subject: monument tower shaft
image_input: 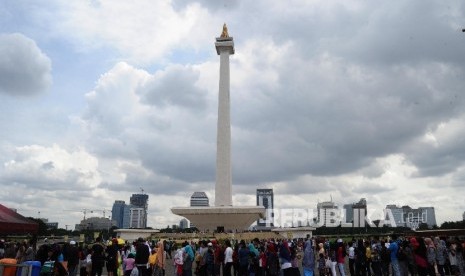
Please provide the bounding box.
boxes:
[215,26,234,207]
[170,25,265,231]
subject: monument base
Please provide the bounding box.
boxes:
[171,206,265,232]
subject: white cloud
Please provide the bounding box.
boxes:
[1,0,465,229]
[0,33,52,96]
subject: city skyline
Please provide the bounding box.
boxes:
[1,1,465,229]
[21,192,452,230]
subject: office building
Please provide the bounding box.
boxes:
[129,208,145,228]
[385,204,437,228]
[75,217,115,231]
[179,218,189,229]
[317,200,338,227]
[256,189,274,228]
[130,194,149,228]
[190,192,209,207]
[111,200,131,229]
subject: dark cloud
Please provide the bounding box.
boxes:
[0,33,51,96]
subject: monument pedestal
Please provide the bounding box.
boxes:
[171,206,265,232]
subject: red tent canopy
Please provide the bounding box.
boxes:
[0,204,39,235]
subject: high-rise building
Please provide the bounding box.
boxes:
[256,189,274,228]
[129,208,145,228]
[111,200,132,228]
[75,217,115,231]
[179,218,189,229]
[190,192,209,207]
[385,204,406,227]
[343,204,353,223]
[385,205,437,229]
[317,200,338,227]
[130,194,148,228]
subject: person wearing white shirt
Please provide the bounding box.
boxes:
[223,240,233,276]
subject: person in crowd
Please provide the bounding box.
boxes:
[156,240,167,276]
[435,238,447,276]
[183,241,195,276]
[348,241,355,276]
[327,242,337,276]
[165,240,172,260]
[249,239,260,276]
[90,237,106,276]
[258,246,267,276]
[135,237,150,276]
[24,240,35,262]
[212,240,223,276]
[396,240,408,276]
[455,238,465,276]
[106,238,120,276]
[66,241,80,276]
[123,252,136,276]
[15,240,26,263]
[279,240,292,276]
[335,239,346,276]
[449,240,459,276]
[370,239,382,276]
[389,235,401,276]
[364,241,372,276]
[302,238,316,276]
[380,240,390,276]
[0,239,5,259]
[411,237,428,276]
[318,253,327,276]
[289,242,300,276]
[223,240,234,276]
[355,239,366,276]
[402,239,416,276]
[205,242,215,276]
[424,238,436,276]
[266,241,279,276]
[174,247,184,276]
[149,247,157,275]
[78,245,88,276]
[238,240,250,276]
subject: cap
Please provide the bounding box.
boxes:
[70,241,76,245]
[337,239,342,243]
[208,242,213,246]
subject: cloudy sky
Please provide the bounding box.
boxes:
[1,0,465,230]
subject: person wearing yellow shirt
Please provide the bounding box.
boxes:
[149,248,158,275]
[365,241,372,276]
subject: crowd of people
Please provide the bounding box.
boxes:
[0,234,464,276]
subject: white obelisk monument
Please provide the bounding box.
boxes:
[171,24,264,231]
[215,24,234,207]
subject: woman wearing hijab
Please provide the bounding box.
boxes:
[153,241,166,276]
[174,247,184,276]
[435,238,447,276]
[183,241,195,276]
[412,237,428,276]
[279,240,292,276]
[302,239,315,276]
[424,238,436,276]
